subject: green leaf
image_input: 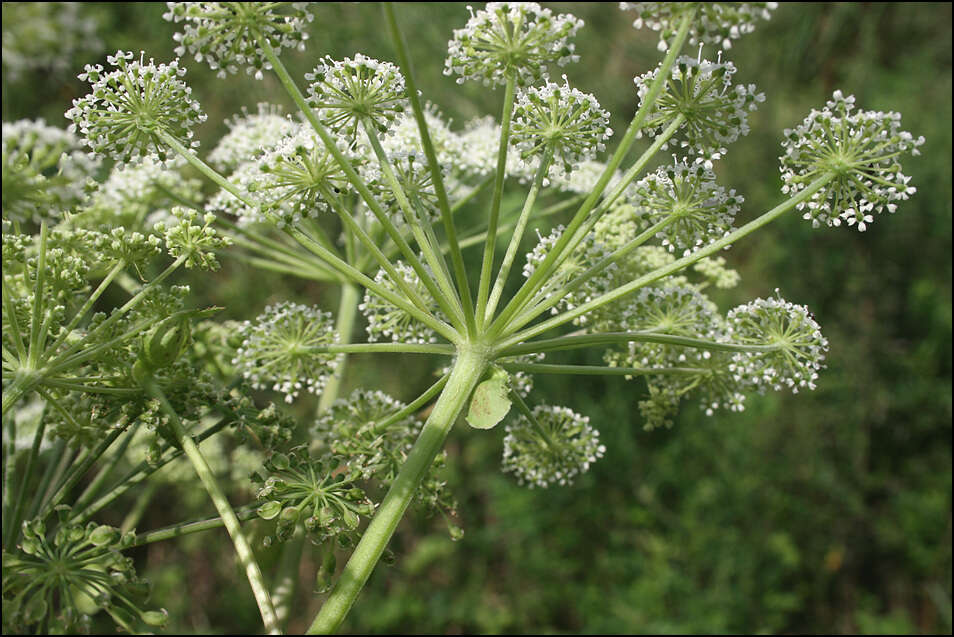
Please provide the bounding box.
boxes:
[466,366,512,430]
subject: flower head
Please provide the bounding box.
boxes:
[780,90,924,231]
[312,389,453,515]
[66,51,206,164]
[726,293,828,393]
[511,78,613,172]
[232,301,339,403]
[629,158,741,255]
[3,519,166,633]
[620,2,777,51]
[306,54,408,140]
[444,2,583,86]
[360,261,443,344]
[634,54,763,160]
[163,2,314,79]
[1,2,102,81]
[82,154,201,230]
[208,103,299,171]
[2,119,100,224]
[502,405,605,488]
[253,445,374,546]
[257,129,353,226]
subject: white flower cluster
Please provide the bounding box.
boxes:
[376,107,466,172]
[84,154,199,229]
[66,51,206,164]
[360,262,443,344]
[502,405,605,488]
[554,160,624,197]
[522,224,619,316]
[164,2,314,79]
[634,55,764,161]
[257,129,353,225]
[455,116,501,178]
[511,78,613,173]
[1,2,102,81]
[205,159,270,226]
[2,119,100,224]
[232,301,339,403]
[780,90,924,231]
[693,256,741,289]
[726,294,829,393]
[208,103,300,172]
[620,2,777,51]
[207,128,353,227]
[306,54,408,140]
[629,158,741,256]
[361,150,442,226]
[444,2,583,86]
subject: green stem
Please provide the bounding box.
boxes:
[256,35,462,341]
[163,134,454,341]
[27,221,49,369]
[361,124,465,329]
[3,402,46,552]
[129,506,258,548]
[490,112,685,340]
[485,147,553,323]
[120,480,158,533]
[499,362,707,376]
[39,423,125,520]
[475,73,518,331]
[372,373,449,436]
[72,415,232,525]
[70,420,141,515]
[499,173,835,348]
[306,345,490,634]
[317,283,361,414]
[46,260,127,357]
[216,216,341,279]
[507,213,677,334]
[492,10,696,335]
[304,342,455,356]
[2,268,29,361]
[146,380,280,635]
[324,185,434,317]
[1,372,33,418]
[383,2,475,336]
[499,331,785,358]
[44,255,189,374]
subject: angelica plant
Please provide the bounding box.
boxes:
[1,2,928,634]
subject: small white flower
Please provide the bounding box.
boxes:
[780,91,924,231]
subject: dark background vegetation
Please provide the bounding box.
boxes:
[3,2,951,634]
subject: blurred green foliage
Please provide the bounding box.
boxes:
[2,2,950,634]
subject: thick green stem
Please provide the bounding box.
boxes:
[475,73,518,331]
[306,345,490,634]
[146,380,280,635]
